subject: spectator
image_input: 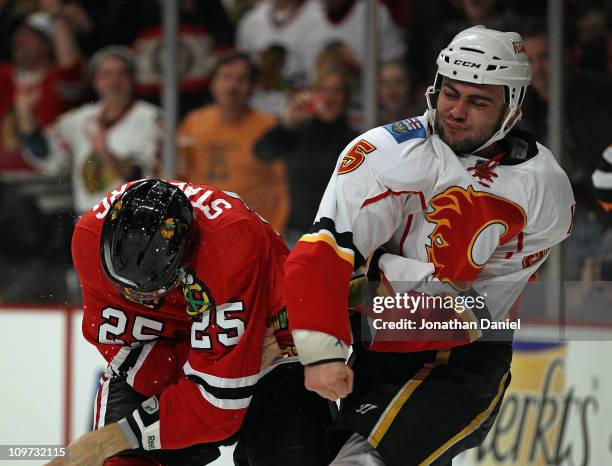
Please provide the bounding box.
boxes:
[519,20,612,279]
[178,51,289,233]
[570,3,612,75]
[297,0,405,130]
[250,44,293,118]
[520,20,612,186]
[300,0,406,83]
[406,0,464,95]
[567,229,612,323]
[410,0,520,94]
[98,0,234,117]
[237,0,321,88]
[0,11,84,172]
[0,8,85,304]
[377,59,418,125]
[312,40,364,128]
[0,0,38,61]
[16,46,162,214]
[380,0,416,29]
[255,66,357,246]
[314,40,361,80]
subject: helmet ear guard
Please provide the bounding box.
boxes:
[425,25,531,153]
[100,179,194,301]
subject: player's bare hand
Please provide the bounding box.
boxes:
[304,361,353,401]
[44,423,130,466]
[261,326,282,369]
[43,430,105,466]
[286,91,313,126]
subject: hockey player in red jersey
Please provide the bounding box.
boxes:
[285,26,575,465]
[50,179,332,465]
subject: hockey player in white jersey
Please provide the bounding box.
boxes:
[284,26,575,466]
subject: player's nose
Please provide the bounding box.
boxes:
[449,99,468,120]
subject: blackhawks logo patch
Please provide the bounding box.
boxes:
[268,307,289,332]
[182,270,215,317]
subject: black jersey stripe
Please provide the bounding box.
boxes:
[187,375,257,401]
[308,217,366,269]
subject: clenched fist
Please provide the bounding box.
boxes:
[304,361,353,401]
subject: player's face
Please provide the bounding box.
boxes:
[436,78,507,154]
[211,59,253,111]
[118,267,184,306]
[94,56,134,104]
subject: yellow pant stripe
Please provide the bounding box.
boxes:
[459,309,482,342]
[419,370,510,465]
[367,350,451,448]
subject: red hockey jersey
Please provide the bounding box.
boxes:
[72,180,291,449]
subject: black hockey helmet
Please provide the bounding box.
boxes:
[100,179,194,302]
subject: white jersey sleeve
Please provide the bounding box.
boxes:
[308,116,437,265]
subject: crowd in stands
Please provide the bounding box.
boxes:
[0,0,610,316]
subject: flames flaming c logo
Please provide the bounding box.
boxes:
[426,186,527,288]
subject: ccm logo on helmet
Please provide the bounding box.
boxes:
[453,59,481,68]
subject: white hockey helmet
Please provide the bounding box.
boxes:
[425,25,532,153]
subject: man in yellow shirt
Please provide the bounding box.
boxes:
[178,52,288,233]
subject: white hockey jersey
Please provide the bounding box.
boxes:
[285,113,575,352]
[298,0,406,82]
[30,100,161,214]
[236,0,322,85]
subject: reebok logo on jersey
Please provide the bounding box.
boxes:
[356,403,378,414]
[147,435,156,450]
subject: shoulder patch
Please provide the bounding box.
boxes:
[384,117,426,143]
[338,139,377,175]
[182,269,215,318]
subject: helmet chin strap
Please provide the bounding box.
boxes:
[425,84,438,133]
